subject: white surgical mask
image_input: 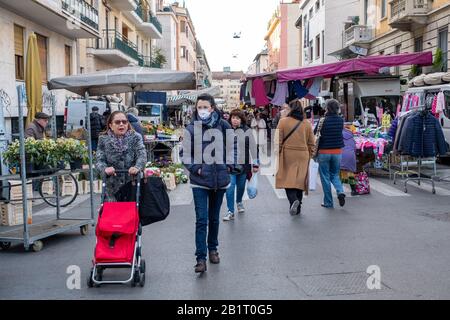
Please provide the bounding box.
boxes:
[198,109,212,120]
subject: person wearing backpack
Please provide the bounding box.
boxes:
[275,100,315,215]
[181,94,234,273]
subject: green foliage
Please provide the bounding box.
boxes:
[432,48,445,72]
[152,47,167,68]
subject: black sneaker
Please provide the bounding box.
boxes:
[338,193,346,207]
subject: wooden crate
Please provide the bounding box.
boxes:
[93,180,102,194]
[61,179,77,197]
[8,180,33,201]
[1,201,33,226]
[41,180,54,195]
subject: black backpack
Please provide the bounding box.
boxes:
[114,177,170,226]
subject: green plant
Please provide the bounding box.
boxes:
[408,64,420,79]
[55,138,88,164]
[433,48,445,72]
[152,47,167,68]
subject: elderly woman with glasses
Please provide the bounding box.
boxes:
[95,111,147,201]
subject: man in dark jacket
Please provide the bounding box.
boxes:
[25,112,49,139]
[89,107,103,152]
[126,107,143,137]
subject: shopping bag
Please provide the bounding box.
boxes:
[246,173,258,199]
[309,160,319,191]
[355,172,370,195]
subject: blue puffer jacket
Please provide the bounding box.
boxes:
[127,114,143,136]
[399,112,448,157]
[316,114,344,150]
[181,110,233,189]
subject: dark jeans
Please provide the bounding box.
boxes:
[192,188,226,262]
[285,188,303,212]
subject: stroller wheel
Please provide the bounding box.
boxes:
[140,259,146,274]
[80,225,89,236]
[139,273,146,287]
[87,269,94,288]
[131,269,140,287]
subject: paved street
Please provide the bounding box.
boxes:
[1,166,450,300]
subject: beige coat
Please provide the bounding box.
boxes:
[275,117,315,193]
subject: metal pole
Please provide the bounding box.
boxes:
[51,93,61,219]
[17,85,30,250]
[0,91,10,177]
[85,92,94,221]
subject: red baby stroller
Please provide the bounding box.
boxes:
[87,171,145,288]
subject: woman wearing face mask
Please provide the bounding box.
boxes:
[223,109,259,221]
[95,111,147,202]
[181,94,234,273]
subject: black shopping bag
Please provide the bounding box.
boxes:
[115,177,170,226]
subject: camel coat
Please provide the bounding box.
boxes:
[275,117,315,193]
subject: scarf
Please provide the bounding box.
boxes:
[107,129,132,153]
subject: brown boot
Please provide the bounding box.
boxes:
[209,250,220,264]
[194,260,207,273]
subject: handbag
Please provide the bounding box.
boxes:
[311,117,325,160]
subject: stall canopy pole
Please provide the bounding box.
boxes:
[51,94,57,138]
[17,85,30,250]
[85,92,94,220]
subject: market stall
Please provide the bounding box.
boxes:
[0,66,196,252]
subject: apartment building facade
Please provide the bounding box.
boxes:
[80,0,163,74]
[212,71,245,111]
[299,0,359,66]
[0,0,100,136]
[366,0,449,77]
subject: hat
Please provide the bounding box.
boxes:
[35,112,50,120]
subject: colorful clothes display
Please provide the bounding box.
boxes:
[252,78,270,107]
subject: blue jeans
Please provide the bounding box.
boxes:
[192,188,226,261]
[318,153,344,208]
[226,173,247,213]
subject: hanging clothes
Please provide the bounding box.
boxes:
[240,82,246,102]
[431,94,438,117]
[252,77,270,107]
[305,77,322,100]
[246,79,255,105]
[271,81,288,107]
[287,81,297,102]
[436,91,445,118]
[292,80,309,99]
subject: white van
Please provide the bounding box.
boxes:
[135,102,164,125]
[405,84,450,149]
[64,98,125,131]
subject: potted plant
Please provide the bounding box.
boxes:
[56,138,88,171]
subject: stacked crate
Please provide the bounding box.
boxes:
[0,181,33,226]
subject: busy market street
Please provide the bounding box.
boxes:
[1,163,450,299]
[1,0,450,304]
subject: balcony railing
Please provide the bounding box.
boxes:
[139,56,162,68]
[390,0,429,21]
[133,1,163,35]
[343,25,372,47]
[93,30,140,62]
[61,0,99,30]
[149,13,163,34]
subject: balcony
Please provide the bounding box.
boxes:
[124,2,163,39]
[0,0,99,39]
[87,30,141,66]
[138,56,162,68]
[108,0,137,11]
[389,0,429,31]
[343,25,372,47]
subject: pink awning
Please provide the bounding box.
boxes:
[246,52,433,82]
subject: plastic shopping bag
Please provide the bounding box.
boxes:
[246,173,258,199]
[309,160,319,191]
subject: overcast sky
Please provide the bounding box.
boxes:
[181,0,280,72]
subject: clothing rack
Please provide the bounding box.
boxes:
[404,107,436,194]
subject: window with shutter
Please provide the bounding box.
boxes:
[14,24,24,80]
[36,33,48,83]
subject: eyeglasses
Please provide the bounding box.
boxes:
[113,120,128,125]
